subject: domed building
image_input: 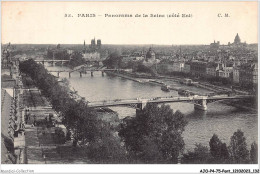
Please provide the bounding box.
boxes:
[231,33,247,47]
[143,47,159,67]
[145,47,156,61]
[234,33,241,45]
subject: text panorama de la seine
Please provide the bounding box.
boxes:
[65,13,193,18]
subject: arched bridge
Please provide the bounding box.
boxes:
[48,67,125,77]
[35,59,70,64]
[86,95,254,111]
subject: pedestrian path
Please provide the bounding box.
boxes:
[25,126,44,164]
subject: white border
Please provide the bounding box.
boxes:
[0,0,259,174]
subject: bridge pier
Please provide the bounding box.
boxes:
[91,71,93,77]
[102,71,104,76]
[136,103,142,115]
[136,100,148,115]
[194,98,207,111]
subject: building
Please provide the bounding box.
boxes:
[145,47,156,61]
[233,66,240,84]
[157,60,185,73]
[82,52,101,61]
[1,49,10,67]
[157,62,175,73]
[206,63,219,77]
[172,62,184,72]
[231,33,247,47]
[216,64,233,78]
[234,33,241,45]
[239,63,257,87]
[89,38,102,51]
[1,88,16,163]
[183,62,191,74]
[210,40,220,50]
[143,47,157,67]
[67,50,74,55]
[190,61,207,77]
[97,39,101,49]
[90,38,96,49]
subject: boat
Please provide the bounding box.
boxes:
[149,80,164,85]
[179,78,193,85]
[194,103,208,111]
[178,89,194,96]
[55,62,62,66]
[178,89,188,96]
[183,78,193,86]
[178,89,184,95]
[161,85,170,92]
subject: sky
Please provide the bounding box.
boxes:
[1,1,258,45]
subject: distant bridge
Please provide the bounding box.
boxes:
[47,64,124,77]
[48,69,124,73]
[35,59,103,65]
[49,69,122,77]
[35,59,70,64]
[86,95,254,111]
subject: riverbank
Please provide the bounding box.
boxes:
[19,60,125,164]
[106,71,225,94]
[220,100,257,113]
[106,70,252,96]
[41,62,257,149]
[105,71,149,83]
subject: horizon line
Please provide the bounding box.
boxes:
[1,42,258,46]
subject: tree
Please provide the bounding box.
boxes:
[229,129,249,163]
[138,136,165,163]
[20,59,129,163]
[68,51,85,68]
[182,144,210,164]
[209,134,229,160]
[119,103,187,163]
[250,142,258,164]
[86,123,128,163]
[220,143,229,160]
[103,52,122,68]
[209,134,222,158]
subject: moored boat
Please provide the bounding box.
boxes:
[194,103,207,111]
[161,85,170,92]
[178,89,195,96]
[183,78,192,86]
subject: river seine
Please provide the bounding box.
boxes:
[46,64,257,151]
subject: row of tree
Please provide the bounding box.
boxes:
[182,130,258,164]
[19,59,98,142]
[67,51,86,68]
[46,49,70,60]
[19,59,128,163]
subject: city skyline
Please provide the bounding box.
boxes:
[2,33,257,46]
[2,2,258,45]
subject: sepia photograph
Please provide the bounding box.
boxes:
[1,1,259,173]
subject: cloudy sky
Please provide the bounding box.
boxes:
[2,1,258,45]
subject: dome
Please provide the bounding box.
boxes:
[234,33,241,44]
[146,47,155,59]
